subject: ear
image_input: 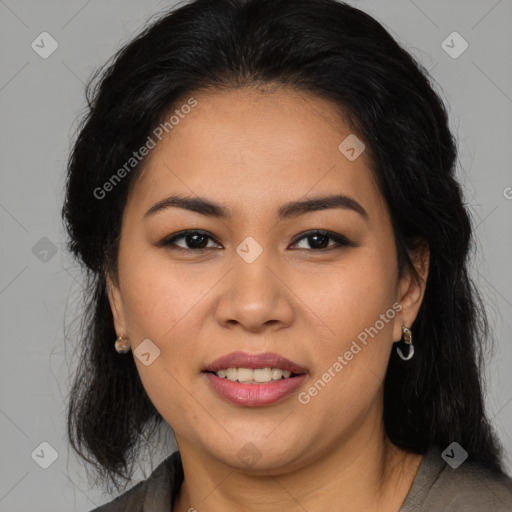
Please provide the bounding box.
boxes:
[393,240,430,342]
[105,272,128,337]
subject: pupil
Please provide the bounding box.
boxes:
[188,234,207,249]
[310,234,328,249]
[184,233,330,249]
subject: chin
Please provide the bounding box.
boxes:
[201,434,307,474]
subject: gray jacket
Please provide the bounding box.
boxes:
[90,445,512,511]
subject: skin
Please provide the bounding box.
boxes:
[107,85,430,512]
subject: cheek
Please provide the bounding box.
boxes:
[296,248,398,414]
[303,247,398,348]
[117,243,222,407]
[117,248,205,421]
[118,243,209,338]
[295,271,397,428]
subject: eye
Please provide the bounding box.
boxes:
[159,229,352,252]
[159,230,222,251]
[289,230,351,251]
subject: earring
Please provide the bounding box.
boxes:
[396,325,414,361]
[114,335,131,354]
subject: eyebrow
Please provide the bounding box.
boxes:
[144,193,368,221]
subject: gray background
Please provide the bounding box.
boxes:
[1,0,511,510]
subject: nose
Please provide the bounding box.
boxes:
[215,248,295,334]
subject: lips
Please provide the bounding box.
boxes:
[202,351,308,407]
[203,351,308,375]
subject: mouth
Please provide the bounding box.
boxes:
[203,351,307,379]
[202,351,308,406]
[204,367,302,384]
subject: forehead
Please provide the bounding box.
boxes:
[126,86,386,221]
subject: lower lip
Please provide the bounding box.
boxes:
[204,372,307,407]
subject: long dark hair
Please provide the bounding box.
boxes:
[62,0,507,492]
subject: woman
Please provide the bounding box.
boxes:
[62,0,512,510]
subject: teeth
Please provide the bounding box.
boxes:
[254,368,271,382]
[214,367,294,383]
[271,368,283,380]
[237,368,254,382]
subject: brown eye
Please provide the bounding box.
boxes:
[159,229,352,252]
[290,230,351,251]
[160,230,221,251]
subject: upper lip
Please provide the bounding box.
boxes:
[203,351,307,374]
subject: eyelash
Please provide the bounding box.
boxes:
[159,229,352,252]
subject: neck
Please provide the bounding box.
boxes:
[173,413,422,512]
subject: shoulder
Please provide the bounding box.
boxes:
[419,446,512,511]
[89,480,146,512]
[88,451,182,512]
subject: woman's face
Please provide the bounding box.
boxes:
[107,86,428,473]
